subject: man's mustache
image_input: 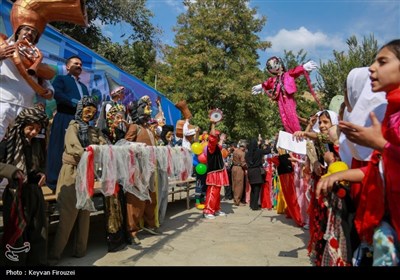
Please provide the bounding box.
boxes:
[70,65,82,71]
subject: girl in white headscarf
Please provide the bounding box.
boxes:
[339,67,387,208]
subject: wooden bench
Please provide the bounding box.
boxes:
[0,185,57,207]
[168,177,196,210]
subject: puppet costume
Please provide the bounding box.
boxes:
[48,97,106,264]
[253,57,319,133]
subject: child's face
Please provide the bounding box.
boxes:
[23,123,42,141]
[318,114,332,134]
[369,46,400,93]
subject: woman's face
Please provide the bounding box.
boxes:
[82,106,97,123]
[318,114,332,134]
[369,46,400,93]
[23,123,42,141]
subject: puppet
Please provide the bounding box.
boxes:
[252,57,320,133]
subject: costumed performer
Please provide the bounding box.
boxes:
[0,106,48,265]
[202,120,229,219]
[48,96,106,265]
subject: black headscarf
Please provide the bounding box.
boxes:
[245,138,270,168]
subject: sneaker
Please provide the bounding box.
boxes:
[196,203,205,210]
[142,227,160,235]
[203,213,216,220]
[215,211,226,217]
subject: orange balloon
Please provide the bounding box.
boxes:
[221,148,229,158]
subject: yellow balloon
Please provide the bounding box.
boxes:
[327,161,348,175]
[191,142,203,155]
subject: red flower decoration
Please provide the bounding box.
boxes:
[329,237,339,249]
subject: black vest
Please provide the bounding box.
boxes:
[207,145,224,172]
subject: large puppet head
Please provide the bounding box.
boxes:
[128,95,152,125]
[266,56,285,75]
[75,96,97,123]
[11,0,87,44]
[161,125,174,145]
[106,104,126,129]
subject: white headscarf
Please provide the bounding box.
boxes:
[339,67,387,165]
[312,110,339,133]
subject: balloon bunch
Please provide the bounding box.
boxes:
[191,141,229,175]
[191,142,207,175]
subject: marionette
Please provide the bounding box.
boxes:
[252,56,320,133]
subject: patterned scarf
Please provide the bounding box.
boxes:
[5,106,48,175]
[75,96,97,148]
[2,106,48,247]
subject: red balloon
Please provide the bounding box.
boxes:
[198,153,207,164]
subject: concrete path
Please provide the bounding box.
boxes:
[52,198,312,267]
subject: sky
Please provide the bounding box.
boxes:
[103,0,400,68]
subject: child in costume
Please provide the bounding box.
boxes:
[202,121,229,219]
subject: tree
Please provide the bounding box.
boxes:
[157,0,272,141]
[50,0,160,50]
[316,34,378,105]
[95,39,157,82]
[42,0,161,88]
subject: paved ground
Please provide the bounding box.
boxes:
[51,197,312,267]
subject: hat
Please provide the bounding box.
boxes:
[11,0,87,44]
[105,73,125,98]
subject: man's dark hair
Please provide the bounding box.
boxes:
[66,55,82,65]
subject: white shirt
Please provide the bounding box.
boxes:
[72,75,84,98]
[182,119,196,150]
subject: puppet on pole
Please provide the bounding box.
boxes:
[252,57,321,133]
